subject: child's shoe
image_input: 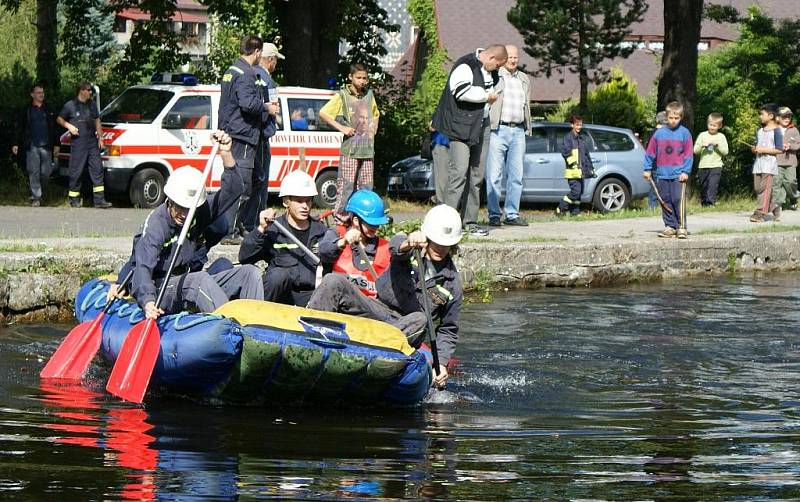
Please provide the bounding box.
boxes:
[676,228,688,239]
[749,212,763,222]
[773,206,782,221]
[657,227,677,238]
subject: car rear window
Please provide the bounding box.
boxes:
[101,88,175,124]
[591,129,635,151]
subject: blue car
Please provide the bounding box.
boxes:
[387,122,649,212]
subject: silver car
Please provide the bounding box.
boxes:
[387,122,649,212]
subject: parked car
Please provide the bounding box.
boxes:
[387,122,649,212]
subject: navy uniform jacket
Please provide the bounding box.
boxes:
[253,65,278,140]
[218,57,263,146]
[238,214,327,290]
[123,165,244,309]
[376,234,463,365]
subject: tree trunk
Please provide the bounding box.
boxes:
[658,0,703,132]
[35,0,58,94]
[578,69,588,115]
[274,0,341,87]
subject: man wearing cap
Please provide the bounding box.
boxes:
[112,131,264,320]
[239,170,328,306]
[243,42,283,238]
[219,35,270,244]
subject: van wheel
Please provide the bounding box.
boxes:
[592,177,630,213]
[130,168,166,208]
[314,170,338,209]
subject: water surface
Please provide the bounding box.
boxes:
[1,274,799,499]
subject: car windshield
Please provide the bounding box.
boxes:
[101,88,175,124]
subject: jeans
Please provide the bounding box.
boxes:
[485,125,525,220]
[25,145,52,200]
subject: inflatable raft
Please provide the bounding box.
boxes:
[75,279,433,406]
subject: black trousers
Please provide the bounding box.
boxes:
[698,167,722,205]
[68,139,105,203]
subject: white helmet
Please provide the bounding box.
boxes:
[164,167,207,208]
[279,170,318,197]
[421,204,463,246]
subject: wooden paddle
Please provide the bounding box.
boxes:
[647,177,673,214]
[106,141,220,403]
[413,248,441,378]
[356,241,379,281]
[40,269,134,380]
[271,219,320,265]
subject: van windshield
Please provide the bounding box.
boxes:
[101,88,175,124]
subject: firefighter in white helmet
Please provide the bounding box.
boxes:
[110,131,264,319]
[239,170,327,306]
[308,204,463,388]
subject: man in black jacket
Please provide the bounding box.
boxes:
[12,83,60,206]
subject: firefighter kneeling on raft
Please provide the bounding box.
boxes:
[308,204,463,388]
[238,170,327,306]
[317,189,390,297]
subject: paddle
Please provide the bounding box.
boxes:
[106,141,221,403]
[271,219,320,265]
[40,269,134,380]
[413,248,441,379]
[356,241,379,281]
[647,177,673,214]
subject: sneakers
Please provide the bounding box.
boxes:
[676,228,688,239]
[488,216,502,227]
[657,227,677,238]
[750,211,764,223]
[790,204,798,211]
[773,206,782,222]
[30,198,41,207]
[504,216,528,226]
[464,224,489,237]
[95,201,113,209]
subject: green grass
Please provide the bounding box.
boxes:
[0,243,51,253]
[462,235,567,244]
[694,224,800,236]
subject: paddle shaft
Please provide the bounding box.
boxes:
[271,219,320,265]
[106,269,135,314]
[356,242,379,280]
[648,177,673,214]
[413,248,441,376]
[153,142,221,309]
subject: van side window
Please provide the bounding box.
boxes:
[286,98,336,132]
[165,95,211,130]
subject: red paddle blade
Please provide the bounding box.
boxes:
[106,319,161,404]
[40,313,107,380]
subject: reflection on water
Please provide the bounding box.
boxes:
[1,274,800,498]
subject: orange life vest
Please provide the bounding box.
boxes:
[332,235,390,297]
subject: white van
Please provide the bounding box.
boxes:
[58,74,343,208]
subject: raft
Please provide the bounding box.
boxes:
[75,279,433,406]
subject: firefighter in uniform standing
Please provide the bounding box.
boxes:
[57,81,112,208]
[218,35,267,243]
[317,189,391,298]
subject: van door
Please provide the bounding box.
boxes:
[158,94,221,189]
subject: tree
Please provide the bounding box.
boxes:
[657,0,703,131]
[508,0,647,113]
[1,0,58,93]
[60,0,120,82]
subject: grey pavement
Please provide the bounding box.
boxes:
[0,204,797,254]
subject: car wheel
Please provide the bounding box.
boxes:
[129,167,166,208]
[592,177,630,212]
[314,170,338,209]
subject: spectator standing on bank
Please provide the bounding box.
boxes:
[485,45,530,227]
[556,115,595,216]
[693,113,728,207]
[431,45,507,236]
[219,35,266,243]
[12,82,59,207]
[248,42,282,230]
[319,62,380,223]
[57,82,112,209]
[643,101,693,239]
[750,103,783,222]
[773,106,800,213]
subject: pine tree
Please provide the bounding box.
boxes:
[508,0,647,113]
[60,0,119,81]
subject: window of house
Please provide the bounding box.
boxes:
[113,16,127,33]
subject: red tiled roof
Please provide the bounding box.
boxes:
[432,0,798,102]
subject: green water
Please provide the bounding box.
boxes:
[1,274,799,499]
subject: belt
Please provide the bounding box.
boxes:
[500,121,523,128]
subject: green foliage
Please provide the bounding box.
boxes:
[544,68,652,133]
[508,0,648,110]
[695,5,800,196]
[378,218,421,239]
[59,0,120,82]
[336,0,398,86]
[407,0,449,127]
[200,0,280,84]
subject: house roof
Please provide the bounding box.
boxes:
[432,0,799,102]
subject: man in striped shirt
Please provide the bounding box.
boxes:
[432,45,507,236]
